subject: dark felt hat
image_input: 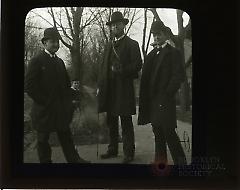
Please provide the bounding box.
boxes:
[150,20,172,36]
[41,27,61,44]
[106,11,129,26]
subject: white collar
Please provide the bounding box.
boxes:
[152,39,175,50]
[44,49,56,58]
[161,40,168,48]
[155,40,176,55]
[160,40,172,48]
[114,34,125,42]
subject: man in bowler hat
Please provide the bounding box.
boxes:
[97,11,142,163]
[138,21,187,165]
[25,27,89,163]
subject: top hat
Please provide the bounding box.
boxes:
[41,27,61,44]
[106,11,129,26]
[150,20,172,36]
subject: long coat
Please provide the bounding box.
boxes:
[138,44,185,129]
[25,51,75,132]
[98,36,142,115]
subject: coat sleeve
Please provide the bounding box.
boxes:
[165,48,186,97]
[122,40,142,78]
[24,57,47,105]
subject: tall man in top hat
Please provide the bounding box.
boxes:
[25,27,89,163]
[97,11,142,163]
[138,21,187,165]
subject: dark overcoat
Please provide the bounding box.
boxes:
[98,36,142,115]
[138,44,185,129]
[25,51,76,132]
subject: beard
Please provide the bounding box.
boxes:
[49,46,59,54]
[112,29,124,38]
[151,40,165,47]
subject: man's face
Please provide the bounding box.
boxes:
[153,31,168,46]
[43,39,59,54]
[110,21,125,37]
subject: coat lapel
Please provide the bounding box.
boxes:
[138,49,158,124]
[151,46,169,86]
[119,36,127,59]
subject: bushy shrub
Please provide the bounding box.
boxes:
[70,105,109,145]
[24,87,110,149]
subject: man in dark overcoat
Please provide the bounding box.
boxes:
[25,27,89,163]
[138,21,187,165]
[97,12,142,163]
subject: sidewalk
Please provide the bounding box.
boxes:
[24,116,192,164]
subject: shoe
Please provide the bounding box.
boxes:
[122,156,134,164]
[100,152,118,159]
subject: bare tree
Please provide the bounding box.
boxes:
[38,7,99,83]
[30,7,113,93]
[125,8,142,35]
[140,8,155,62]
[24,19,43,74]
[90,8,110,44]
[142,8,148,61]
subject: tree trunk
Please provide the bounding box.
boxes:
[177,10,191,113]
[70,47,82,82]
[142,8,147,62]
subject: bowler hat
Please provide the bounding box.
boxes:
[150,20,172,36]
[106,11,129,26]
[41,27,61,44]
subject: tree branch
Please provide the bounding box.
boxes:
[60,39,72,49]
[177,9,184,38]
[80,10,100,31]
[146,31,151,53]
[145,17,154,54]
[59,18,73,41]
[142,8,147,60]
[149,8,162,22]
[126,8,137,35]
[32,10,54,26]
[48,8,72,49]
[65,7,75,39]
[55,8,73,42]
[98,10,109,42]
[74,7,84,39]
[49,8,57,28]
[90,8,107,41]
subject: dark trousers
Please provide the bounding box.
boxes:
[152,124,187,165]
[37,128,80,163]
[107,113,135,157]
